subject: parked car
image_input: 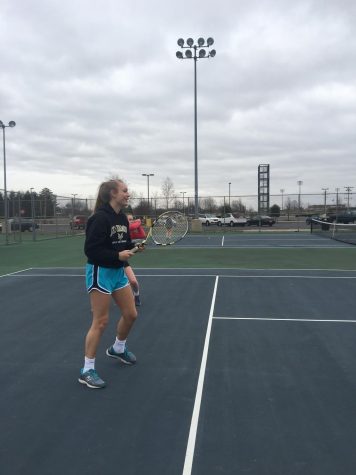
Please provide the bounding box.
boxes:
[217,213,247,227]
[198,214,220,226]
[247,215,276,226]
[70,215,88,230]
[5,218,39,232]
[305,215,321,225]
[327,211,356,224]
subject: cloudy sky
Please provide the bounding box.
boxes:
[1,0,356,203]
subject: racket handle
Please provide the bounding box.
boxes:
[131,240,146,253]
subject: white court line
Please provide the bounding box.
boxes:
[218,275,356,279]
[221,235,224,247]
[213,316,356,323]
[6,274,86,277]
[0,268,33,278]
[134,267,356,272]
[182,275,219,475]
[6,273,356,279]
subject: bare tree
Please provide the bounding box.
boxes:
[161,177,175,210]
[200,197,217,213]
[231,199,247,214]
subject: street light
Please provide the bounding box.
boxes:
[180,191,186,214]
[142,173,154,209]
[176,37,216,218]
[322,188,329,215]
[344,186,353,210]
[0,120,16,245]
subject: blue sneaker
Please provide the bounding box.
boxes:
[106,345,137,365]
[134,295,141,306]
[78,369,106,389]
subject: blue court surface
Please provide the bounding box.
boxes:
[166,232,353,248]
[1,266,356,475]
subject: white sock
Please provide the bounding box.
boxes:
[113,337,126,354]
[133,290,139,296]
[83,357,95,372]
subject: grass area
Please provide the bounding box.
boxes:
[1,235,356,275]
[0,236,87,275]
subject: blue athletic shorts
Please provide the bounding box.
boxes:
[86,264,129,294]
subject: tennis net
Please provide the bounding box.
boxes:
[310,219,356,246]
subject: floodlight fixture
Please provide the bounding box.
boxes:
[177,38,184,47]
[209,49,216,58]
[9,121,16,127]
[185,50,192,58]
[187,38,194,47]
[199,49,206,58]
[198,37,205,46]
[176,51,184,59]
[207,37,214,46]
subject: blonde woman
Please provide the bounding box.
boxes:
[79,179,143,389]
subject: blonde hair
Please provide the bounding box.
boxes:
[94,179,124,212]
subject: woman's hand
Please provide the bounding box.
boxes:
[118,250,135,261]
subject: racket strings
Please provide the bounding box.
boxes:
[151,212,188,245]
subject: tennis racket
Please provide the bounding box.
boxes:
[132,211,188,252]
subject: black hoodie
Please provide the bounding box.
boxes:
[84,203,135,268]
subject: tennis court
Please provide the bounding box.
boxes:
[173,231,352,248]
[1,232,356,474]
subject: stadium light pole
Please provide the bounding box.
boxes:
[176,37,216,219]
[0,120,16,245]
[228,182,231,208]
[180,191,186,215]
[322,188,328,215]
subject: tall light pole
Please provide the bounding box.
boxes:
[280,189,285,211]
[322,188,328,215]
[335,187,340,219]
[228,182,231,208]
[72,194,77,212]
[0,120,16,245]
[344,186,353,210]
[176,37,216,218]
[142,173,154,210]
[30,187,36,241]
[180,191,186,215]
[297,180,303,212]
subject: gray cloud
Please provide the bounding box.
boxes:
[0,0,355,204]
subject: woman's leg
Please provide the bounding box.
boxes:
[112,285,137,340]
[85,290,111,358]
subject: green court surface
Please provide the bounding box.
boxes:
[1,234,356,275]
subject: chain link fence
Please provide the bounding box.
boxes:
[0,188,354,245]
